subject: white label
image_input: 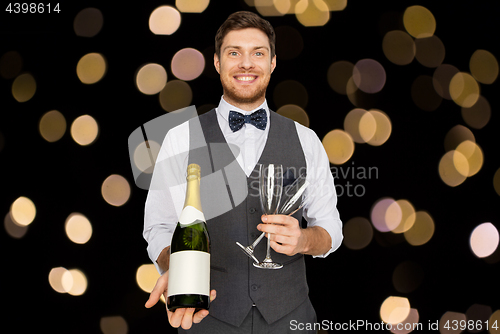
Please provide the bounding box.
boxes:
[178,206,206,227]
[167,251,210,297]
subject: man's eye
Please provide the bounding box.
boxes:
[229,51,238,56]
[255,52,264,56]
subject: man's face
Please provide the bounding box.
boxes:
[214,28,276,110]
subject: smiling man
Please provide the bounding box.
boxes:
[144,11,343,333]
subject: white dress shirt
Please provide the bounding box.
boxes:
[144,96,343,274]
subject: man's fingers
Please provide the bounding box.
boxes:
[181,308,196,330]
[209,289,217,302]
[168,308,187,328]
[145,272,168,308]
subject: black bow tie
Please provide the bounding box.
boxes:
[228,109,267,132]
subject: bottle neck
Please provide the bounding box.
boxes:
[183,176,202,212]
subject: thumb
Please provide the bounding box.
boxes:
[145,271,169,308]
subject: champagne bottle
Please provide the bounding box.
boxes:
[167,164,211,311]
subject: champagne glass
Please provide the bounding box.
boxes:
[253,163,284,269]
[236,173,308,264]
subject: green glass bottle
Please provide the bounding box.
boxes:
[167,164,211,311]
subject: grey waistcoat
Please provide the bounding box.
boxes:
[188,109,308,327]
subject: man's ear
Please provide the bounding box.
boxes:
[214,53,220,74]
[271,54,277,74]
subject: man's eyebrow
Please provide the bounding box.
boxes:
[223,45,270,51]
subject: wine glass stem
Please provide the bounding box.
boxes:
[264,232,272,262]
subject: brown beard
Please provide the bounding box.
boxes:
[220,74,271,107]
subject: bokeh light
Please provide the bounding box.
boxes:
[159,80,193,112]
[149,6,181,35]
[49,267,72,293]
[4,212,28,239]
[391,308,420,334]
[10,196,36,226]
[273,80,308,108]
[433,64,460,100]
[392,261,424,294]
[404,211,435,246]
[455,140,483,177]
[322,129,354,165]
[12,73,36,102]
[352,59,386,94]
[490,310,500,334]
[466,304,492,334]
[171,48,205,81]
[65,269,88,296]
[390,199,416,234]
[415,35,445,68]
[100,316,129,334]
[439,311,466,334]
[444,125,475,152]
[469,49,498,84]
[295,0,330,27]
[371,197,400,232]
[450,72,480,108]
[403,5,436,39]
[461,96,491,129]
[65,213,93,244]
[276,104,310,127]
[380,296,411,325]
[439,150,467,187]
[176,0,209,13]
[494,168,500,197]
[101,174,131,207]
[342,217,373,250]
[382,30,416,66]
[0,50,23,79]
[76,53,107,84]
[470,223,499,258]
[325,0,347,11]
[39,110,67,142]
[136,63,167,95]
[134,140,161,174]
[73,7,104,37]
[255,0,289,16]
[327,60,354,95]
[136,264,161,293]
[343,108,376,144]
[71,115,99,146]
[366,109,392,146]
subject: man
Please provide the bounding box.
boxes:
[144,11,343,333]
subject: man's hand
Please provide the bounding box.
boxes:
[257,214,331,256]
[145,271,217,330]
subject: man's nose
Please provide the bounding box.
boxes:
[239,53,255,70]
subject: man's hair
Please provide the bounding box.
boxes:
[215,11,276,60]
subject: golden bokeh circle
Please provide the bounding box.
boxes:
[12,73,36,102]
[39,110,67,142]
[71,115,99,146]
[403,5,436,39]
[322,129,354,165]
[76,53,107,84]
[404,211,435,246]
[101,174,131,207]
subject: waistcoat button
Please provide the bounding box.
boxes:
[251,284,258,291]
[249,207,256,214]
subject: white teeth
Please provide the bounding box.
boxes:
[236,76,256,81]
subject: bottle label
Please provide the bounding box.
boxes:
[167,250,210,297]
[179,206,206,227]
